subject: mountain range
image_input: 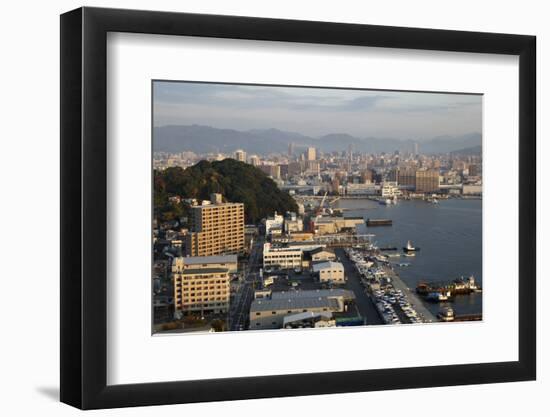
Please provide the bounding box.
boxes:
[153,124,482,155]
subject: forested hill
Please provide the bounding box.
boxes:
[154,159,298,224]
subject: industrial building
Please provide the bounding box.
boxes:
[311,215,365,235]
[308,247,337,262]
[312,261,346,283]
[283,311,336,329]
[249,289,355,329]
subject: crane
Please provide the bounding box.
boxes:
[317,191,328,215]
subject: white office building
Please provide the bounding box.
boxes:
[312,261,346,283]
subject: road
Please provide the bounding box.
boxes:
[228,237,264,330]
[335,248,384,325]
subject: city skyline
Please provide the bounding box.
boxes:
[153,81,482,140]
[153,81,483,334]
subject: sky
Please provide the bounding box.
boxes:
[153,81,482,140]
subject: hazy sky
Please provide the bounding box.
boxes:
[153,81,482,140]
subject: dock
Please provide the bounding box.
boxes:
[367,219,393,226]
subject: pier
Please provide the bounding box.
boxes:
[382,266,437,323]
[453,314,482,322]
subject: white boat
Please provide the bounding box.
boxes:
[438,307,455,321]
[403,240,420,252]
[426,291,452,302]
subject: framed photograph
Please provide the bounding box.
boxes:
[60,7,536,409]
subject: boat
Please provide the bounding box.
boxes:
[425,291,452,302]
[403,240,420,252]
[438,307,455,322]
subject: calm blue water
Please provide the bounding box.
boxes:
[335,198,483,317]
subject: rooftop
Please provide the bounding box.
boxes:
[180,255,237,265]
[271,288,354,300]
[193,201,244,208]
[179,268,229,275]
[312,261,344,272]
[250,297,340,313]
[308,247,335,255]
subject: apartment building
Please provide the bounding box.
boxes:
[234,149,247,162]
[397,168,417,188]
[185,194,245,256]
[415,169,440,193]
[173,267,230,314]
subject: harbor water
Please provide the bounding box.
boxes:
[335,198,483,318]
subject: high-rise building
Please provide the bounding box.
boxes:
[287,161,303,176]
[469,164,480,176]
[413,142,419,156]
[259,164,281,179]
[305,160,320,175]
[288,142,294,156]
[249,155,260,166]
[361,169,374,183]
[397,168,417,188]
[415,169,440,193]
[387,168,399,182]
[306,147,317,161]
[186,194,245,256]
[234,149,247,162]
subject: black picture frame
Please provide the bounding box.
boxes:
[60,6,536,410]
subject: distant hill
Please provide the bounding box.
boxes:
[450,145,482,156]
[421,133,482,154]
[153,124,481,155]
[155,159,298,223]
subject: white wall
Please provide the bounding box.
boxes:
[0,0,546,415]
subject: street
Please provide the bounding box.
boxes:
[228,237,264,330]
